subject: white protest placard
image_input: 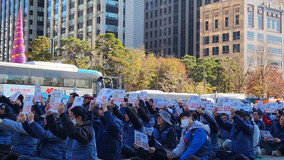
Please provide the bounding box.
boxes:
[139,91,148,102]
[201,101,214,113]
[134,130,149,150]
[128,93,139,105]
[143,127,155,136]
[34,85,42,102]
[260,131,273,140]
[153,98,165,108]
[215,97,232,114]
[22,95,34,114]
[49,90,63,113]
[187,95,201,111]
[96,88,114,104]
[71,97,84,108]
[264,103,279,113]
[112,89,125,106]
[9,91,22,102]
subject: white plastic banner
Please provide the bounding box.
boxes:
[22,95,34,114]
[187,95,201,111]
[34,85,42,102]
[71,97,84,108]
[128,93,139,105]
[139,91,148,102]
[96,88,114,104]
[49,90,63,113]
[112,89,125,106]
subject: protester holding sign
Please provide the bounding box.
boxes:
[45,104,96,160]
[66,93,79,111]
[18,112,65,160]
[0,92,24,115]
[260,114,284,156]
[215,108,255,160]
[0,103,14,156]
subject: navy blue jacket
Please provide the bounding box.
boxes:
[22,121,66,160]
[216,115,255,160]
[46,113,96,160]
[202,113,219,156]
[255,120,266,131]
[0,129,12,145]
[95,111,123,160]
[269,122,284,143]
[151,124,177,150]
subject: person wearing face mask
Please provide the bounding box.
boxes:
[168,111,212,160]
[45,104,96,160]
[260,114,284,156]
[215,108,254,160]
[91,101,122,160]
[18,112,65,160]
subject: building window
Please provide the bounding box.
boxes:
[235,15,239,25]
[247,44,254,52]
[145,32,148,39]
[222,33,229,42]
[215,19,218,29]
[212,35,219,43]
[205,0,211,4]
[233,44,240,53]
[204,36,210,44]
[248,5,253,27]
[267,18,271,29]
[223,45,229,54]
[204,48,209,56]
[258,15,263,29]
[247,31,254,40]
[267,47,282,56]
[233,31,240,40]
[267,35,282,44]
[205,21,209,31]
[257,33,264,41]
[225,17,229,27]
[213,47,219,55]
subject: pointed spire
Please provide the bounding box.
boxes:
[10,7,27,63]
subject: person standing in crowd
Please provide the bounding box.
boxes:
[260,114,284,156]
[90,101,123,160]
[219,113,231,142]
[253,110,266,131]
[18,112,65,160]
[45,104,96,160]
[66,93,79,111]
[215,108,254,160]
[82,94,94,110]
[169,111,212,160]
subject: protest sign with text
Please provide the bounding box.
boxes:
[9,91,22,102]
[34,85,42,102]
[22,95,34,114]
[49,90,63,113]
[134,130,149,150]
[139,91,148,102]
[128,93,139,105]
[112,89,125,106]
[187,95,201,111]
[96,88,114,104]
[71,97,84,108]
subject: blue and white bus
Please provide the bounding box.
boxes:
[0,61,105,97]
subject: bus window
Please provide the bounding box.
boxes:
[64,79,75,87]
[7,75,30,85]
[76,79,91,88]
[0,74,7,83]
[30,76,45,86]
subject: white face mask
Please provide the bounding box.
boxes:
[181,119,189,128]
[71,118,77,125]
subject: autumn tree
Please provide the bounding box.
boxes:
[56,37,91,69]
[26,36,51,61]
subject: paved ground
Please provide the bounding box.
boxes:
[258,155,284,160]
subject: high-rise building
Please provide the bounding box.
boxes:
[124,0,144,49]
[144,0,220,58]
[200,0,284,74]
[45,0,125,52]
[0,0,45,62]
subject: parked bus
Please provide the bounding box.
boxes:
[0,61,106,97]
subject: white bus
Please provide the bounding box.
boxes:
[0,61,105,97]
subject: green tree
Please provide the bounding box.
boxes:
[56,37,91,69]
[26,36,51,61]
[181,54,197,78]
[94,33,128,76]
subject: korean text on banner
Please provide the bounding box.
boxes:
[71,97,84,108]
[215,97,232,114]
[96,88,114,104]
[134,130,149,150]
[22,95,34,114]
[128,93,139,105]
[34,85,42,102]
[49,90,63,113]
[112,89,125,106]
[139,91,148,102]
[187,95,201,111]
[9,91,22,102]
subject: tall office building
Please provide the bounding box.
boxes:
[200,0,284,74]
[45,0,125,51]
[124,0,144,48]
[144,0,220,58]
[0,0,45,62]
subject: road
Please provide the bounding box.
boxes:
[260,155,283,160]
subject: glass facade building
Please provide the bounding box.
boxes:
[45,0,125,50]
[0,0,44,61]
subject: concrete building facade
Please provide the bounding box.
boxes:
[0,0,45,62]
[200,0,284,74]
[144,0,222,58]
